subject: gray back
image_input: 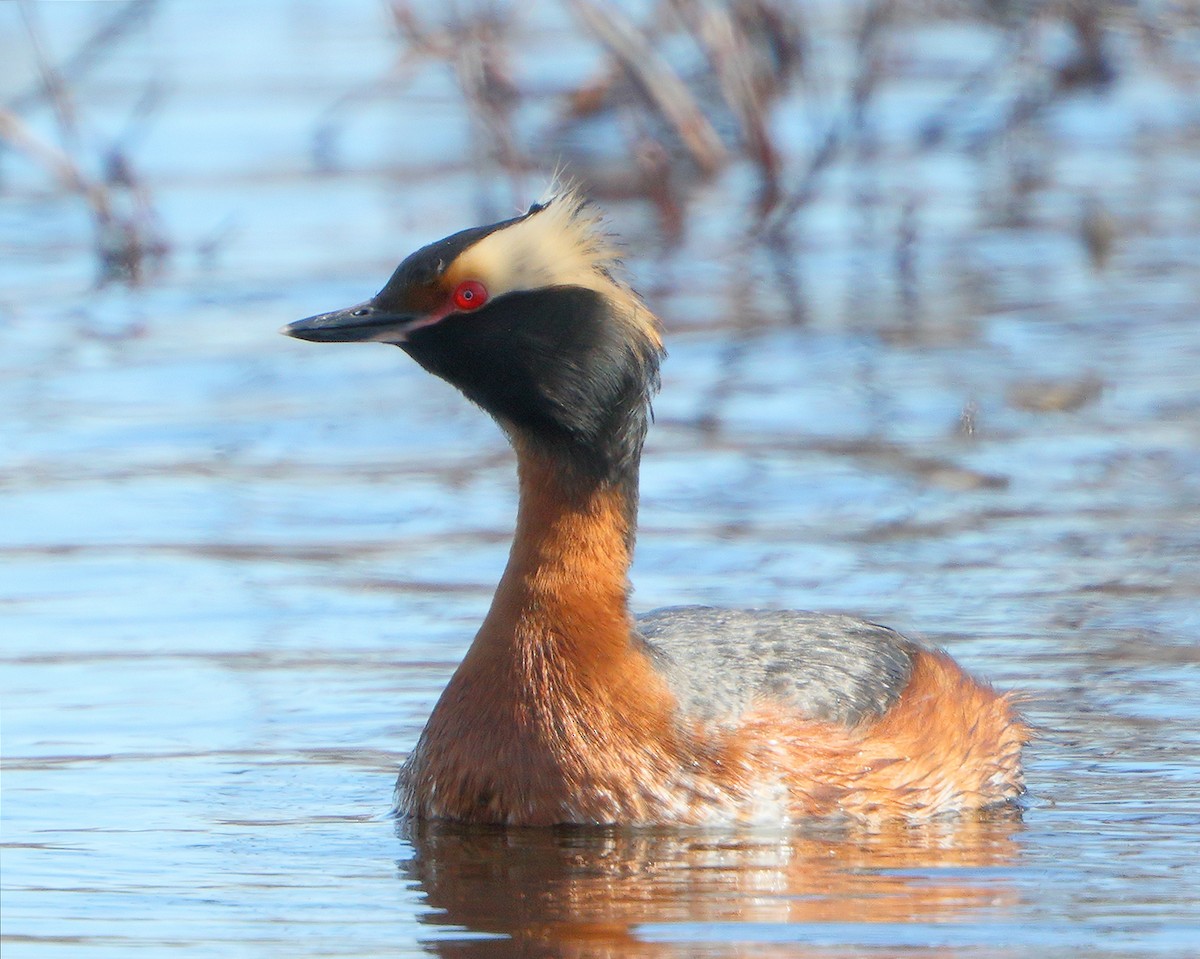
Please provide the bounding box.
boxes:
[636,606,917,729]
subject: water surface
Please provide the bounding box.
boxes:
[3,2,1199,956]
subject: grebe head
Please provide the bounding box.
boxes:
[284,191,664,483]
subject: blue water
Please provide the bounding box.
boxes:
[3,2,1199,956]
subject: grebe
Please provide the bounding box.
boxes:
[284,191,1028,826]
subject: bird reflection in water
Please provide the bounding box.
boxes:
[399,812,1023,958]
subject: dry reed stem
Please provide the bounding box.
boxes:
[669,0,782,210]
[567,0,728,175]
[12,0,166,283]
[0,107,110,217]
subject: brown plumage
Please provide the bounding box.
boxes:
[284,190,1030,826]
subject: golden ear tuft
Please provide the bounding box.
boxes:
[444,186,662,349]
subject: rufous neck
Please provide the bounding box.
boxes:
[474,441,639,664]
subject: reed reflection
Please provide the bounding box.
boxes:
[399,813,1023,958]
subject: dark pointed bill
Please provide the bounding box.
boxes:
[281,302,419,344]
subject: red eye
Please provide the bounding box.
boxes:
[452,280,488,312]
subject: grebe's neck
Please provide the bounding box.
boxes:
[400,434,682,825]
[470,440,640,669]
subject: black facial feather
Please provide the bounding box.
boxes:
[399,286,662,490]
[375,212,532,307]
